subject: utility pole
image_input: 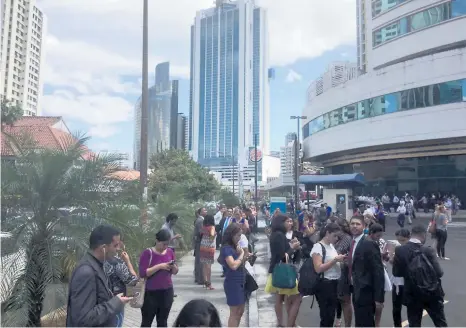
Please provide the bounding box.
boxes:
[232,155,235,195]
[139,0,149,225]
[254,133,258,207]
[290,115,307,214]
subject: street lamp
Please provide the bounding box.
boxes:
[290,115,307,213]
[139,0,149,225]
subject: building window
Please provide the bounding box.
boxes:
[372,1,466,47]
[302,79,466,138]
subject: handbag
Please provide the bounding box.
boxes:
[245,270,258,296]
[428,219,436,234]
[272,253,297,289]
[129,248,152,308]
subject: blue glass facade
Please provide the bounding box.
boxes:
[372,0,408,18]
[189,26,194,151]
[197,6,240,166]
[373,0,466,47]
[303,79,466,139]
[252,8,261,140]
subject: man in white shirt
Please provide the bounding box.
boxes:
[214,205,226,249]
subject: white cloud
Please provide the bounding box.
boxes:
[43,91,132,125]
[88,126,120,139]
[38,0,356,139]
[285,69,303,83]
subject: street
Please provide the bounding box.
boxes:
[255,212,466,327]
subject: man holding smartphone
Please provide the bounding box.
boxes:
[67,225,133,327]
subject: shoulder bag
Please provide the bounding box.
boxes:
[272,253,297,289]
[129,248,153,308]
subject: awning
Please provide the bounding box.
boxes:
[299,173,366,186]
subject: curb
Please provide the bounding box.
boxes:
[247,233,269,327]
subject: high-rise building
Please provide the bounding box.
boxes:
[285,132,297,145]
[189,0,270,173]
[133,62,179,170]
[302,0,466,201]
[177,113,188,150]
[0,0,47,116]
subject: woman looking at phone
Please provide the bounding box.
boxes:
[219,223,248,327]
[139,229,179,327]
[311,223,345,328]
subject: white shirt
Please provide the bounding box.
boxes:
[311,242,341,280]
[397,205,406,214]
[214,211,222,225]
[239,234,248,248]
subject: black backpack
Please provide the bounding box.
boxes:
[298,243,326,296]
[407,248,439,297]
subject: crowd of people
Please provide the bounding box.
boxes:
[264,209,448,328]
[65,204,260,328]
[63,199,451,328]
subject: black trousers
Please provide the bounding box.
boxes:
[315,279,338,327]
[141,288,174,327]
[392,285,404,327]
[407,297,448,327]
[336,301,342,319]
[436,230,447,258]
[352,290,376,328]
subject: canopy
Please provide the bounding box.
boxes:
[299,173,366,186]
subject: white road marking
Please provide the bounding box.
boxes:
[445,222,466,228]
[401,300,449,327]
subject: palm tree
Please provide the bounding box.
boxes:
[0,134,126,327]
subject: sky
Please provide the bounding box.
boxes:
[38,0,357,162]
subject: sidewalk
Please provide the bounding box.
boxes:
[123,250,248,327]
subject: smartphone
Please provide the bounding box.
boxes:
[169,260,175,265]
[126,292,140,298]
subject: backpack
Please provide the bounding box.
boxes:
[407,248,439,297]
[298,243,326,296]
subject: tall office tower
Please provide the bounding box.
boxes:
[356,0,369,75]
[133,62,179,170]
[177,113,188,150]
[285,132,297,145]
[0,0,47,116]
[189,0,270,172]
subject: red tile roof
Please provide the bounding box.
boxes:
[108,170,140,181]
[1,116,94,159]
[11,116,62,127]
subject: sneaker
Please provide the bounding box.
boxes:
[443,257,450,260]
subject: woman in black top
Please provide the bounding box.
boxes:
[264,214,302,327]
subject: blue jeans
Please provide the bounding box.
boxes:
[116,311,124,327]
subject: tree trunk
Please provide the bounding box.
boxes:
[25,241,48,327]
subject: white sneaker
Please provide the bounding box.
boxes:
[443,257,450,260]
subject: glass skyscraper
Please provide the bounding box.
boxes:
[133,62,180,170]
[189,0,270,171]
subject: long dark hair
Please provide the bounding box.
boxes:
[271,214,289,233]
[203,214,215,227]
[173,299,221,327]
[222,222,241,247]
[319,222,341,240]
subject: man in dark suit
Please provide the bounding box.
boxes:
[392,224,447,327]
[348,215,385,327]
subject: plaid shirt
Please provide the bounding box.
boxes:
[104,256,138,295]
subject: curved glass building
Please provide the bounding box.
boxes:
[302,0,466,200]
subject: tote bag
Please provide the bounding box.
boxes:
[272,253,297,289]
[129,248,152,308]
